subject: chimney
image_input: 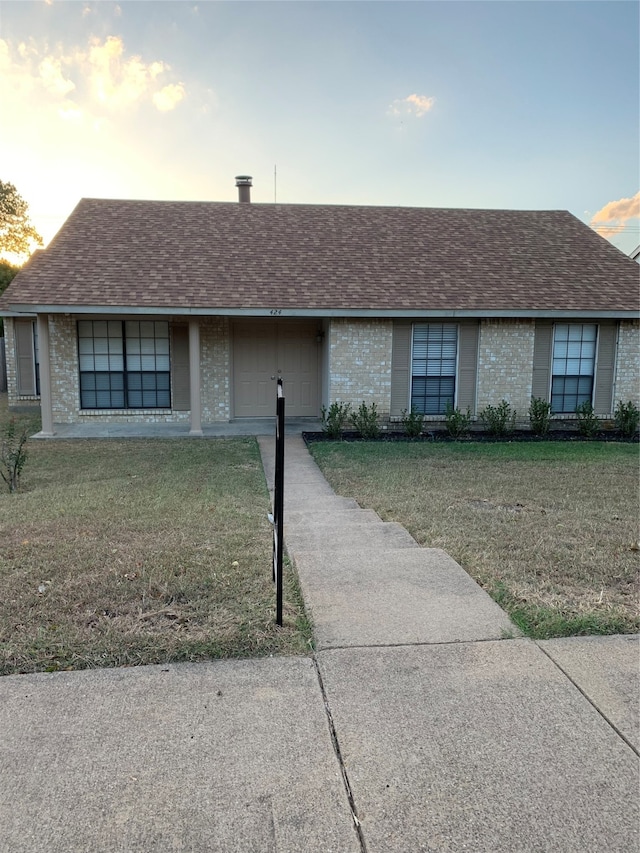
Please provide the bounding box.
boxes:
[235,175,252,203]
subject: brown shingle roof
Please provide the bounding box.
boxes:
[3,199,639,314]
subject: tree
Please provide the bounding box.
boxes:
[0,180,43,259]
[0,259,20,335]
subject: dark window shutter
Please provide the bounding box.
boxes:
[390,321,411,417]
[593,322,617,415]
[171,325,190,411]
[15,319,36,395]
[457,322,478,412]
[531,321,553,401]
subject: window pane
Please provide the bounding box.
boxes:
[127,355,142,371]
[551,324,597,413]
[412,324,457,413]
[568,325,583,341]
[94,354,110,371]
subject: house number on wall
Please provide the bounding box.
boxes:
[270,309,282,316]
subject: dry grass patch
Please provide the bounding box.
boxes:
[309,440,639,638]
[0,396,311,674]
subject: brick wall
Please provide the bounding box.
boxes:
[200,317,231,421]
[42,316,231,424]
[328,319,393,415]
[476,319,535,421]
[614,319,640,407]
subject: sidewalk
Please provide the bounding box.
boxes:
[0,434,638,852]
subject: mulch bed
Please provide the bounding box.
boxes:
[303,429,638,444]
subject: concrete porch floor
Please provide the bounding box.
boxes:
[33,418,323,439]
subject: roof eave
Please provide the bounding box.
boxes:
[5,304,640,320]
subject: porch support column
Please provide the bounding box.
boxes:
[188,319,202,436]
[36,313,54,437]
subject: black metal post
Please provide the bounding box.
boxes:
[273,379,285,626]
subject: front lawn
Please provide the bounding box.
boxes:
[0,395,311,674]
[309,440,639,638]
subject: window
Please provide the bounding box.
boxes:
[14,319,39,396]
[78,320,170,409]
[551,323,596,413]
[411,323,457,414]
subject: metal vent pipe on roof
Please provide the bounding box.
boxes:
[235,175,252,203]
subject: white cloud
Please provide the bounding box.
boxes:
[86,36,169,110]
[0,35,186,116]
[153,83,186,112]
[590,192,640,238]
[389,93,436,118]
[39,56,75,96]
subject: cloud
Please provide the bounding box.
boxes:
[389,93,436,118]
[0,35,186,117]
[39,56,75,96]
[590,192,640,238]
[153,83,186,112]
[86,36,169,110]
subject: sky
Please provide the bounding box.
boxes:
[0,0,639,261]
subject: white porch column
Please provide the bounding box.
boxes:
[188,319,202,435]
[36,313,54,437]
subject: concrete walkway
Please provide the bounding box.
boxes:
[0,433,638,852]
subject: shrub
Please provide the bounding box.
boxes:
[614,400,640,439]
[479,400,516,437]
[1,417,29,493]
[529,397,552,436]
[401,408,424,438]
[321,401,352,439]
[444,402,472,439]
[350,401,380,439]
[575,401,600,437]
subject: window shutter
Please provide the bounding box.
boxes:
[390,321,411,417]
[171,325,190,411]
[593,322,616,415]
[531,321,553,401]
[457,322,478,412]
[15,320,36,395]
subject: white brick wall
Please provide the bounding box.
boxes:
[22,316,232,424]
[614,319,640,408]
[200,317,231,422]
[328,319,393,416]
[476,319,535,420]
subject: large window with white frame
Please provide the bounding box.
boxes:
[411,323,457,414]
[551,323,597,413]
[78,320,171,409]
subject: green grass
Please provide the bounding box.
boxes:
[309,439,640,639]
[0,394,312,674]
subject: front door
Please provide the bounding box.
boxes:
[233,321,320,417]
